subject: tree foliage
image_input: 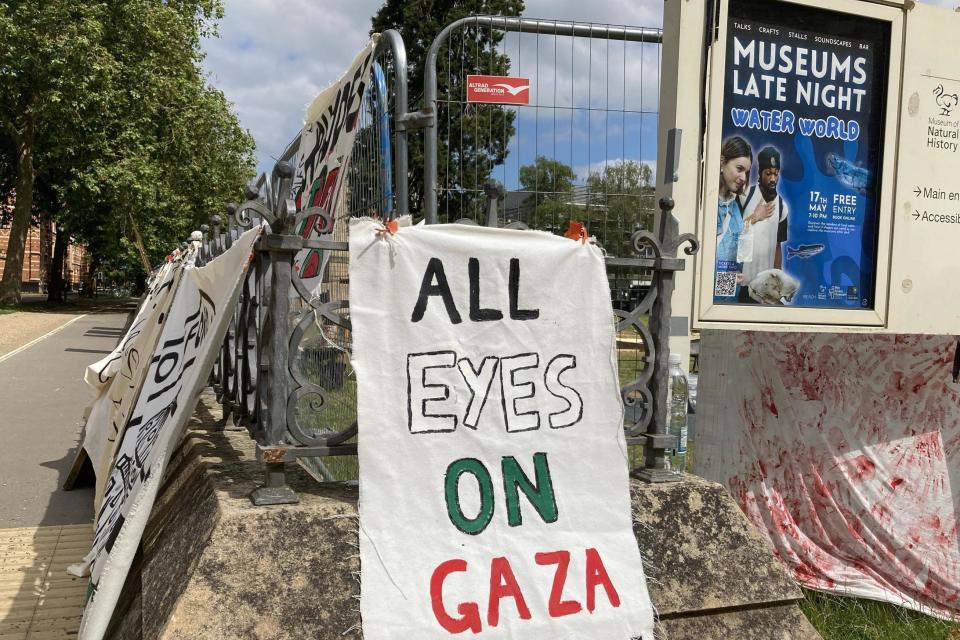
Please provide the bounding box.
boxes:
[371,0,523,219]
[517,155,577,232]
[586,160,655,257]
[0,0,254,302]
[517,157,654,256]
[518,156,576,204]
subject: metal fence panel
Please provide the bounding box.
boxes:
[425,18,662,249]
[197,18,700,501]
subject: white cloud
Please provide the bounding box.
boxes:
[201,0,384,174]
[523,0,662,27]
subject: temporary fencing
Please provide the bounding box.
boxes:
[188,19,696,498]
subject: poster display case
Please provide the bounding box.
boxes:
[695,0,904,330]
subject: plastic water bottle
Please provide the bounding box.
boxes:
[667,353,688,473]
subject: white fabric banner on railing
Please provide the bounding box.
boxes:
[77,227,259,640]
[83,260,176,392]
[349,220,654,640]
[291,37,379,297]
[81,260,184,511]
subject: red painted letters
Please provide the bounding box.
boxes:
[487,556,531,627]
[535,550,582,617]
[430,559,482,633]
[430,548,621,633]
[585,547,621,613]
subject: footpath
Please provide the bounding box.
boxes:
[0,296,136,639]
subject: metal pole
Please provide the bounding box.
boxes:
[225,204,237,249]
[199,224,209,264]
[251,161,300,506]
[211,215,222,257]
[378,30,410,216]
[636,197,682,483]
[484,179,504,228]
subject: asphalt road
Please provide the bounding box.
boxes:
[0,311,130,528]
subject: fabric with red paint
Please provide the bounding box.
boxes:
[696,330,960,620]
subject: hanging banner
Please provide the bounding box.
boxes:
[713,0,890,309]
[349,220,654,639]
[79,260,184,511]
[83,261,175,393]
[291,38,379,296]
[77,227,259,640]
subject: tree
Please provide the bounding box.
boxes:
[372,0,523,220]
[518,156,576,204]
[586,160,655,257]
[0,1,254,303]
[0,135,16,228]
[517,156,577,232]
[0,1,115,303]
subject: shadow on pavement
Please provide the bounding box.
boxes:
[39,448,95,529]
[0,449,94,638]
[0,300,137,637]
[1,295,140,316]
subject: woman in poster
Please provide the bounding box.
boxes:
[715,136,752,300]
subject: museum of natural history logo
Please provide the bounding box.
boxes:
[929,84,959,152]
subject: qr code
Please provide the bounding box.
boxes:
[715,271,738,297]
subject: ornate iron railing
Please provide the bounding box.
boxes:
[195,19,698,505]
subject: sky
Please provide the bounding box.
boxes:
[200,0,663,178]
[201,0,958,181]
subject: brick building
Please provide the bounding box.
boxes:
[0,214,89,294]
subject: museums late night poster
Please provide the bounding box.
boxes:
[713,0,890,309]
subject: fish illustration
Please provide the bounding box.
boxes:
[786,243,825,259]
[826,153,869,193]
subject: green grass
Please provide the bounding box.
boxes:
[800,589,959,640]
[296,364,360,482]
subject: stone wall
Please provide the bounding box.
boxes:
[105,390,821,640]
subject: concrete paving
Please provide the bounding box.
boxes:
[0,309,132,528]
[0,524,92,639]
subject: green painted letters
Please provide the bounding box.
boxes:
[445,458,495,535]
[502,452,558,527]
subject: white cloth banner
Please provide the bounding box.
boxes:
[695,330,960,620]
[350,220,654,640]
[83,260,176,392]
[78,227,259,640]
[81,260,184,511]
[292,38,379,295]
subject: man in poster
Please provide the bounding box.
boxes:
[738,146,790,303]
